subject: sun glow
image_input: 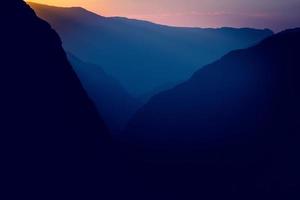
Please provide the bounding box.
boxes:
[26,0,110,15]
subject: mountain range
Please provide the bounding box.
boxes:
[5,1,299,198]
[29,2,273,98]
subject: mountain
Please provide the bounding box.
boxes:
[29,2,273,98]
[67,53,140,133]
[126,28,300,145]
[2,1,113,198]
[125,29,300,197]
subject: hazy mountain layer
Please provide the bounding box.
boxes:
[68,54,141,133]
[29,2,273,98]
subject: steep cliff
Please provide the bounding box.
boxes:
[2,1,111,198]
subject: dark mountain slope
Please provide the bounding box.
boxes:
[29,2,273,97]
[125,28,300,197]
[68,53,141,133]
[1,1,114,198]
[127,28,300,145]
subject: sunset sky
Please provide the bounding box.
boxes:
[27,0,300,31]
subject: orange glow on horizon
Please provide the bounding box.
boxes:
[26,0,111,16]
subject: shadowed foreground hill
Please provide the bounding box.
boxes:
[29,2,273,97]
[125,28,300,198]
[68,54,141,133]
[1,1,117,198]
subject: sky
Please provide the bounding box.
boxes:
[27,0,300,32]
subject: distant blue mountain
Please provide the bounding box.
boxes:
[29,2,273,98]
[67,53,140,133]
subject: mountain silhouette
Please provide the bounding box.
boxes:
[67,53,141,133]
[125,28,300,198]
[2,1,117,198]
[29,2,273,98]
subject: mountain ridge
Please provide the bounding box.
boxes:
[28,2,274,31]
